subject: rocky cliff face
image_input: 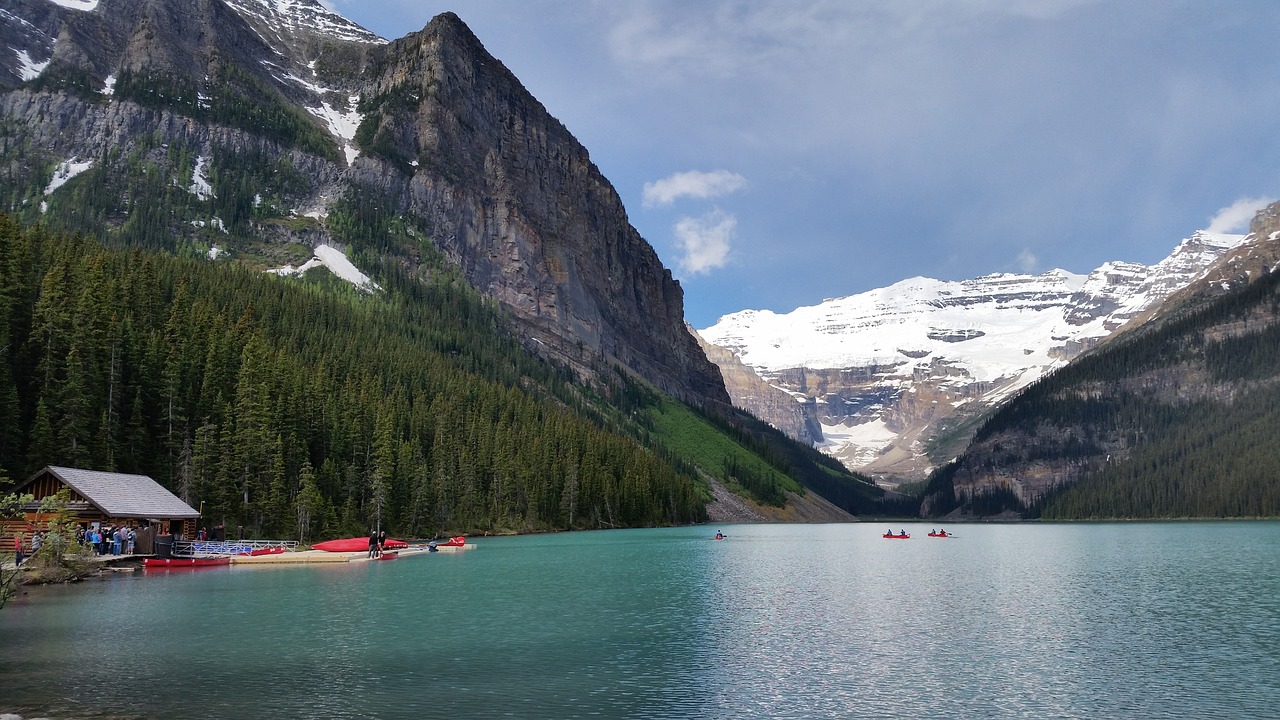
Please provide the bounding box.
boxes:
[693,329,821,445]
[0,1,727,409]
[700,231,1246,482]
[354,15,727,405]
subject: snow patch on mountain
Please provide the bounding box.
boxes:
[303,94,362,165]
[42,158,94,207]
[221,0,386,45]
[46,0,99,12]
[189,156,214,201]
[266,244,379,292]
[13,48,50,81]
[270,66,363,164]
[191,218,227,233]
[819,419,898,467]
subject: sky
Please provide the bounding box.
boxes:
[325,0,1280,329]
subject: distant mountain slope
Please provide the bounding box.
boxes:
[700,231,1245,481]
[920,210,1280,519]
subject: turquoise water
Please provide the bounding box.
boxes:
[2,522,1278,719]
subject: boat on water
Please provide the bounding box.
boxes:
[311,537,409,553]
[927,532,952,538]
[375,551,398,561]
[144,556,231,568]
[421,536,469,552]
[882,533,910,539]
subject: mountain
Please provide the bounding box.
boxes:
[0,0,726,410]
[0,0,885,528]
[699,230,1246,482]
[920,208,1280,519]
[693,328,823,446]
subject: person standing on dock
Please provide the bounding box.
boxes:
[13,531,23,567]
[368,529,379,559]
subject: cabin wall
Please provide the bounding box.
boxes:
[1,519,27,556]
[23,473,89,504]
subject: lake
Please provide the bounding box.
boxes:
[2,522,1277,719]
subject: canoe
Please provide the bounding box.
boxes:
[144,557,231,568]
[375,551,398,561]
[882,533,910,539]
[927,533,951,538]
[245,547,287,556]
[312,537,409,553]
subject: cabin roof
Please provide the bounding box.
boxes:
[20,466,200,519]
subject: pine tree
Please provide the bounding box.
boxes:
[295,458,323,543]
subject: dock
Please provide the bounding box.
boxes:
[228,544,475,564]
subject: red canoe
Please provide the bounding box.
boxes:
[927,532,951,538]
[244,547,287,556]
[882,533,910,539]
[144,557,231,568]
[312,537,409,553]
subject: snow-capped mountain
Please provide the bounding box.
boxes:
[220,0,386,45]
[698,230,1247,481]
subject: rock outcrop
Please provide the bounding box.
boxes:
[693,329,821,444]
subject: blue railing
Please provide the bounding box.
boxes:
[175,539,298,557]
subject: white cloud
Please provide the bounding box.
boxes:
[643,169,746,207]
[1016,248,1038,273]
[1205,196,1276,234]
[674,209,735,275]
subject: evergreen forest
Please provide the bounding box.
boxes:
[0,215,884,540]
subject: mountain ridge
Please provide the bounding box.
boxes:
[700,229,1247,481]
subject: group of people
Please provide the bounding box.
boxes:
[10,523,152,567]
[76,524,137,555]
[367,529,388,558]
[12,530,41,567]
